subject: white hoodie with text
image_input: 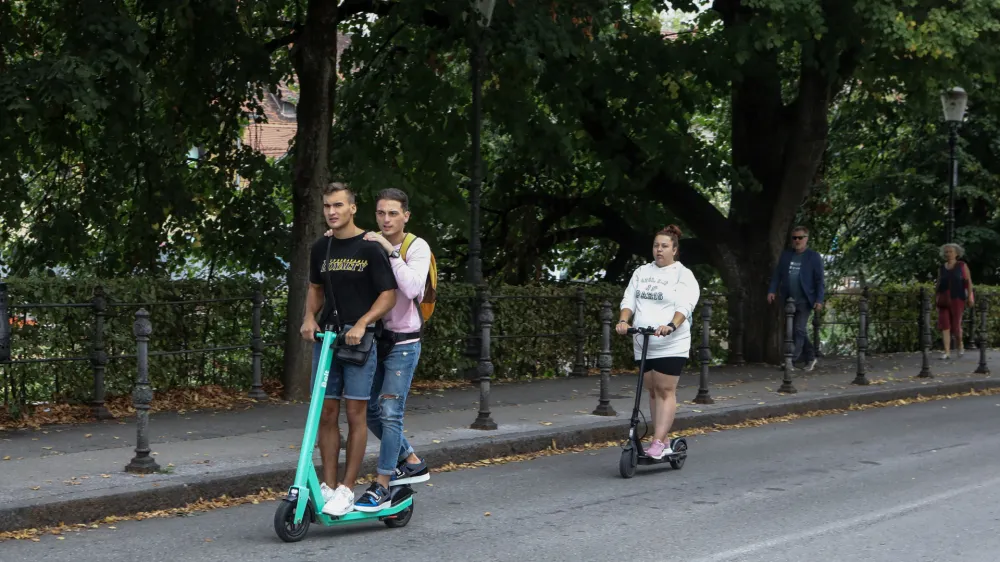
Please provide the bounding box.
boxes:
[620,261,701,360]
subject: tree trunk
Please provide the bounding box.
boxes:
[715,238,786,364]
[281,0,339,401]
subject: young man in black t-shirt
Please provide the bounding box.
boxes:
[299,182,397,517]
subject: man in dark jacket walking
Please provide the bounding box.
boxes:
[767,226,826,371]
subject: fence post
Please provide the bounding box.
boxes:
[593,300,617,416]
[90,286,112,419]
[248,289,267,399]
[918,287,933,378]
[471,288,497,430]
[852,289,869,385]
[812,306,824,358]
[0,282,10,363]
[694,297,714,404]
[778,297,797,393]
[464,285,484,384]
[571,285,587,377]
[126,308,160,474]
[975,294,990,375]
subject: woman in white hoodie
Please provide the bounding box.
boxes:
[615,225,700,459]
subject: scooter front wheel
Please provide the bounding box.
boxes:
[274,499,311,543]
[619,447,637,479]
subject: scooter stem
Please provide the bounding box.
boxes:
[291,331,337,524]
[630,333,651,426]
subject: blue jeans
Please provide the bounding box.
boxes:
[309,326,377,401]
[793,302,816,364]
[368,341,420,476]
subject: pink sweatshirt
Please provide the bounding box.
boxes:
[384,236,431,344]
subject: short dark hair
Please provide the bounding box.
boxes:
[376,188,409,212]
[323,181,355,204]
[791,225,809,235]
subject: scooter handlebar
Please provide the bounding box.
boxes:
[625,326,657,336]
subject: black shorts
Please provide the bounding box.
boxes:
[634,356,687,377]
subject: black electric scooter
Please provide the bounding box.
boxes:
[618,326,688,479]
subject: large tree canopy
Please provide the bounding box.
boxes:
[331,0,1000,362]
[4,0,1000,392]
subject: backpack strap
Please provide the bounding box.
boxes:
[397,232,424,329]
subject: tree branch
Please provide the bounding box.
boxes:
[577,88,731,245]
[337,0,450,29]
[265,28,302,52]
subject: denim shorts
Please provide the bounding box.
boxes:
[310,336,377,402]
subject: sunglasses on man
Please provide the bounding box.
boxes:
[791,235,807,241]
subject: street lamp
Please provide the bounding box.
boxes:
[940,86,968,244]
[464,0,496,381]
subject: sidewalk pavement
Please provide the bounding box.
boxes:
[1,350,996,532]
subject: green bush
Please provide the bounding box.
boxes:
[2,278,996,408]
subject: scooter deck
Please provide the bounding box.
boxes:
[637,452,686,465]
[315,496,413,526]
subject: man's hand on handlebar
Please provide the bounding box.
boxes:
[300,317,321,342]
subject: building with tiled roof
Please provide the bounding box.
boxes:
[241,34,352,161]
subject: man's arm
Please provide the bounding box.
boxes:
[813,251,825,305]
[392,239,431,300]
[360,243,399,325]
[358,289,397,327]
[304,284,323,320]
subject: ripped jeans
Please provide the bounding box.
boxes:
[368,341,420,476]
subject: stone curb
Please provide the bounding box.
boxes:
[2,376,996,533]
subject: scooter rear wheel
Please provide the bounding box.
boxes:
[274,499,311,543]
[619,447,637,479]
[384,502,414,528]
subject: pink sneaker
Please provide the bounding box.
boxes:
[646,439,667,459]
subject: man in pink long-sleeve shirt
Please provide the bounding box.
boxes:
[339,188,433,512]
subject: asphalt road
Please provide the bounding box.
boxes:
[6,394,1000,561]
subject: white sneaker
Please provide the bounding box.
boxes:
[321,484,355,517]
[320,482,336,504]
[804,359,817,371]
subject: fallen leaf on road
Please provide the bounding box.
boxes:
[484,512,491,517]
[108,526,116,530]
[261,454,269,458]
[432,439,441,444]
[56,536,65,540]
[204,538,213,542]
[30,486,40,490]
[426,483,433,487]
[2,456,9,461]
[113,436,120,440]
[288,445,296,449]
[101,474,111,478]
[84,434,92,438]
[539,422,553,426]
[42,446,52,450]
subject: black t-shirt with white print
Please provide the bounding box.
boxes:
[308,232,397,329]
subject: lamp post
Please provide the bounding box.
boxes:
[464,0,495,381]
[941,87,968,244]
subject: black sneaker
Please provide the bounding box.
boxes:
[353,482,391,513]
[390,458,430,486]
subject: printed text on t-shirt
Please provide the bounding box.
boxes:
[321,258,368,273]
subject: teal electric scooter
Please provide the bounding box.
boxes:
[273,329,415,542]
